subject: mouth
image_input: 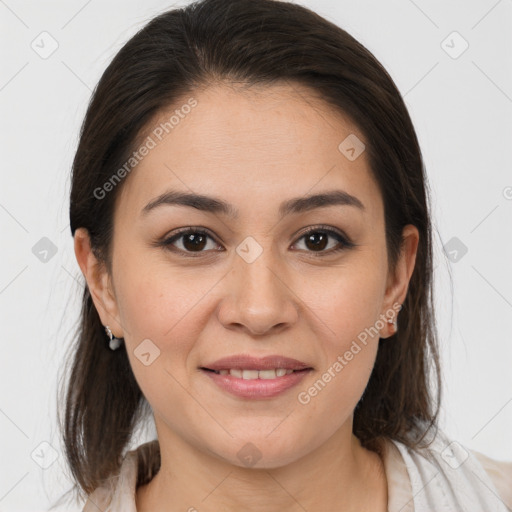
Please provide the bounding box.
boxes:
[199,354,313,399]
[200,367,311,379]
[201,354,313,373]
[199,367,312,399]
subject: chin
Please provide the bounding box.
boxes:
[208,431,313,470]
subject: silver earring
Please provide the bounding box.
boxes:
[387,307,400,333]
[105,325,123,351]
[387,317,398,331]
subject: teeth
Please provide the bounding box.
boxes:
[215,368,296,379]
[258,369,277,379]
[242,370,259,380]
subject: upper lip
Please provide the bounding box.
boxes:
[202,354,312,371]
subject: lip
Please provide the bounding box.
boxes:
[201,367,313,399]
[201,354,312,371]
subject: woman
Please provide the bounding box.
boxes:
[61,0,512,510]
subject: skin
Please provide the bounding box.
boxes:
[75,82,419,511]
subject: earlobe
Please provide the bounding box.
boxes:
[73,228,123,336]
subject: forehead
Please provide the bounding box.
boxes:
[114,82,383,224]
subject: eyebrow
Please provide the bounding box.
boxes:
[141,189,365,219]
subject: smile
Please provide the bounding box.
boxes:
[200,367,312,399]
[207,368,296,379]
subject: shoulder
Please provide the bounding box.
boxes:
[82,440,160,512]
[387,426,512,511]
[472,448,512,510]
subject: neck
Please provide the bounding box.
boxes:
[136,421,388,512]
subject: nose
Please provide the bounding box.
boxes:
[217,250,299,337]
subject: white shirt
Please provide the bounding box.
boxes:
[83,428,512,511]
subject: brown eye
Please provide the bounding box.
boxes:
[162,228,222,256]
[293,226,354,255]
[158,225,354,258]
[304,231,329,251]
[180,232,208,251]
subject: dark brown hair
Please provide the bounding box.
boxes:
[60,0,441,502]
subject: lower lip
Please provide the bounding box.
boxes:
[200,369,312,399]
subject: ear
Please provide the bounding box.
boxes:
[74,227,124,338]
[380,224,419,338]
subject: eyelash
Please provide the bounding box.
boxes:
[157,224,355,258]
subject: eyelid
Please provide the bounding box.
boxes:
[293,224,351,243]
[291,224,355,254]
[158,224,354,256]
[161,226,223,257]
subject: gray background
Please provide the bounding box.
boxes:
[1,0,511,510]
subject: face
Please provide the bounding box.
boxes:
[76,82,418,468]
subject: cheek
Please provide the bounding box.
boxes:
[113,257,225,402]
[297,255,387,342]
[295,289,381,433]
[114,249,215,340]
[291,258,385,405]
[115,265,213,419]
